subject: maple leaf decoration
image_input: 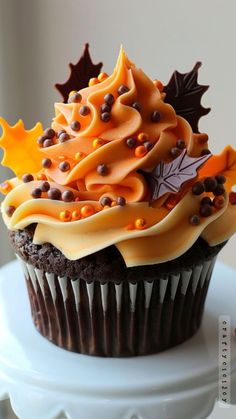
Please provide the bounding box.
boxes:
[0,117,43,176]
[163,62,210,133]
[140,149,211,202]
[55,43,103,103]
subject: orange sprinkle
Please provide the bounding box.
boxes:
[75,152,85,161]
[135,145,148,158]
[0,181,12,194]
[59,210,72,222]
[69,90,77,97]
[103,205,110,210]
[98,72,109,82]
[165,195,178,211]
[72,210,81,221]
[153,79,164,92]
[81,204,95,218]
[135,218,147,230]
[126,223,134,230]
[89,77,99,87]
[111,201,117,207]
[137,132,148,142]
[37,174,47,181]
[93,138,104,149]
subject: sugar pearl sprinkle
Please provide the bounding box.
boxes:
[68,92,82,104]
[59,161,71,172]
[62,190,75,202]
[70,121,81,132]
[81,205,95,218]
[97,163,108,176]
[60,210,72,222]
[93,138,104,149]
[190,175,226,225]
[79,105,90,116]
[135,218,147,230]
[48,188,62,200]
[6,205,16,217]
[22,173,34,183]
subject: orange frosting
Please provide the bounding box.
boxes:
[1,47,236,266]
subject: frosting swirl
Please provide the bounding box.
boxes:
[1,48,236,266]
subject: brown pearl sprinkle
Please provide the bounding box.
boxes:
[213,184,225,196]
[44,128,55,139]
[204,177,218,192]
[43,139,53,148]
[200,204,213,217]
[192,182,205,195]
[79,105,90,116]
[118,85,129,95]
[97,163,108,176]
[116,196,126,206]
[170,147,181,158]
[40,181,50,192]
[151,110,161,122]
[68,92,82,104]
[22,173,34,183]
[59,132,70,143]
[62,190,75,202]
[31,188,42,199]
[104,93,115,105]
[143,141,153,151]
[57,129,66,138]
[37,135,47,147]
[48,188,62,200]
[42,158,52,169]
[126,138,137,148]
[70,121,81,131]
[100,196,112,207]
[176,139,186,149]
[101,103,111,113]
[201,196,212,207]
[100,112,111,122]
[189,214,200,226]
[132,102,142,112]
[213,196,225,209]
[59,161,71,172]
[6,205,16,217]
[216,174,226,184]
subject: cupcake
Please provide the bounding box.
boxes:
[1,44,236,357]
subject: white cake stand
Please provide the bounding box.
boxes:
[0,260,235,419]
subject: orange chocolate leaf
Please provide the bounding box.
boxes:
[199,145,236,191]
[0,118,43,176]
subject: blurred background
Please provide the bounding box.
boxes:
[1,0,236,269]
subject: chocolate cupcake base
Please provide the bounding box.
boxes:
[17,254,216,357]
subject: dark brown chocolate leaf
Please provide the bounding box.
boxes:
[55,43,103,103]
[163,62,210,133]
[140,149,211,201]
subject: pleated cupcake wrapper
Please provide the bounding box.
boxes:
[16,255,217,357]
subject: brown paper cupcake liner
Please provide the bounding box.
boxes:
[16,255,217,357]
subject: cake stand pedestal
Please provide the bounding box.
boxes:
[0,260,236,419]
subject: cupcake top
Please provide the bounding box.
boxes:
[1,45,236,267]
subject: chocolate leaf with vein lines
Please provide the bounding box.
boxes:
[163,62,210,133]
[140,149,211,202]
[55,43,103,103]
